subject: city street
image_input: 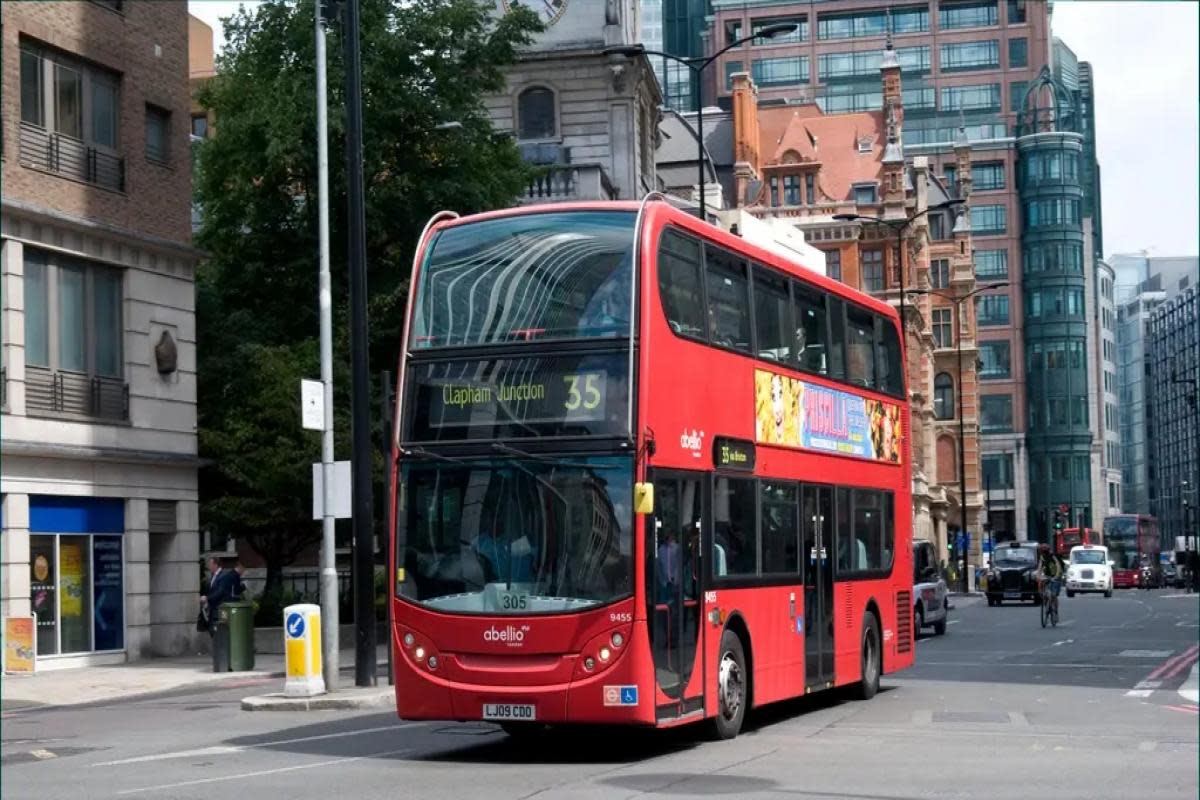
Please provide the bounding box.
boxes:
[2,590,1196,800]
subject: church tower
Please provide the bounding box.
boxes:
[486,1,661,201]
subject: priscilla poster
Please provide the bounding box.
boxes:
[754,368,902,463]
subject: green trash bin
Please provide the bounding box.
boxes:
[220,601,255,671]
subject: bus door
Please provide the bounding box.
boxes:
[647,471,705,720]
[803,485,835,690]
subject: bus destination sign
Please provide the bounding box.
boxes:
[713,437,755,472]
[407,352,628,441]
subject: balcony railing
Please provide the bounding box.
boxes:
[20,122,125,192]
[521,163,617,204]
[25,365,129,421]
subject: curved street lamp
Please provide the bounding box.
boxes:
[604,22,799,220]
[908,281,1010,592]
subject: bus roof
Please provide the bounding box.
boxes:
[420,201,901,325]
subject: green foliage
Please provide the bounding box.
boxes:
[195,0,540,583]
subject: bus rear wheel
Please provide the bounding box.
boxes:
[851,614,881,701]
[707,628,747,740]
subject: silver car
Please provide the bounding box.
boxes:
[913,540,949,635]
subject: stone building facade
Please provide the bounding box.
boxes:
[1,0,201,668]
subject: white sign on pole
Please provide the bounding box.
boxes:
[301,379,324,431]
[312,461,352,520]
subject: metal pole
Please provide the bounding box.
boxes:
[315,0,338,693]
[696,79,705,221]
[956,299,969,593]
[381,370,394,686]
[342,0,377,687]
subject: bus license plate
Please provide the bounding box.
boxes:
[1004,592,1020,599]
[483,703,536,721]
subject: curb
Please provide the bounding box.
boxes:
[241,688,394,712]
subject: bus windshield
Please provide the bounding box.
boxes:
[410,211,635,349]
[1103,518,1140,570]
[397,455,633,615]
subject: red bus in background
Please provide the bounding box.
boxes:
[1055,527,1102,558]
[389,200,914,740]
[1102,515,1160,588]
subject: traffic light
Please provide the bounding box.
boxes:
[1053,505,1065,532]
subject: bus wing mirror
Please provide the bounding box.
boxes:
[634,482,654,515]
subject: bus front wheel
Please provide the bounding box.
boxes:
[852,614,881,701]
[708,628,747,740]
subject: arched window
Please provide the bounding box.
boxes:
[934,372,954,420]
[937,436,957,484]
[517,87,556,141]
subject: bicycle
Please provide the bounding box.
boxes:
[1039,576,1060,628]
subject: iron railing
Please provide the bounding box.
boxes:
[25,365,129,421]
[20,122,125,192]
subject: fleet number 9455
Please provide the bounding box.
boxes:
[609,611,632,623]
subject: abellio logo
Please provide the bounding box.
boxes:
[680,428,705,458]
[484,624,531,647]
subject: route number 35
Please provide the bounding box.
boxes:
[563,374,602,411]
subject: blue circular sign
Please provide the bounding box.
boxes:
[285,612,306,639]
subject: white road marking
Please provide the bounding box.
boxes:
[1124,689,1154,698]
[1181,660,1199,705]
[1134,680,1162,690]
[115,747,411,795]
[1119,650,1173,658]
[92,722,424,767]
[1052,639,1073,647]
[948,620,960,625]
[1137,741,1156,752]
[29,749,56,760]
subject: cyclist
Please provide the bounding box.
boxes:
[1037,543,1065,617]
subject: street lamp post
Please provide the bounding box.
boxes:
[909,282,1010,593]
[604,22,798,221]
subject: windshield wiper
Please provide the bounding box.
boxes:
[400,446,470,465]
[491,442,625,469]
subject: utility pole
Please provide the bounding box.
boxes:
[342,0,377,687]
[315,0,338,692]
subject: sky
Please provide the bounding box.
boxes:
[188,0,1200,257]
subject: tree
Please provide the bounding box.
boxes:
[195,0,539,595]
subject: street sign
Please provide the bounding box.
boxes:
[301,379,324,431]
[311,461,352,520]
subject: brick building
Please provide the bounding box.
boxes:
[1,0,201,667]
[723,45,983,563]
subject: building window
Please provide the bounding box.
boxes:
[783,175,801,205]
[973,161,1005,190]
[19,42,123,190]
[769,176,779,206]
[24,247,123,379]
[805,173,815,205]
[903,87,937,112]
[944,165,958,194]
[976,294,1010,325]
[725,20,743,46]
[930,259,950,288]
[1023,197,1081,228]
[752,56,809,87]
[818,7,929,40]
[940,83,1001,112]
[819,85,883,113]
[517,86,556,140]
[934,372,955,419]
[190,113,208,140]
[724,61,743,90]
[939,40,1000,72]
[1008,37,1028,68]
[929,213,946,240]
[818,47,930,79]
[939,1,999,30]
[1024,241,1083,273]
[1010,80,1028,112]
[979,341,1011,378]
[932,308,953,348]
[970,204,1007,234]
[1007,0,1027,23]
[752,16,807,43]
[853,184,878,205]
[825,249,842,282]
[975,248,1008,278]
[861,249,884,292]
[145,104,170,163]
[980,394,1014,432]
[982,454,1014,489]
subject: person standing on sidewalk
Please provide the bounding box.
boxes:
[199,555,240,634]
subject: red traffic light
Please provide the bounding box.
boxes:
[1058,503,1069,514]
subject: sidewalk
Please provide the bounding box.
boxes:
[1,645,389,711]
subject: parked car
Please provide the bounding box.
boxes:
[1065,544,1113,597]
[986,541,1041,606]
[1162,562,1179,588]
[913,540,949,635]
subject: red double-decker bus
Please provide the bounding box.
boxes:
[389,200,914,740]
[1055,527,1102,557]
[1102,514,1160,588]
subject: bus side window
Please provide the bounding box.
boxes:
[793,283,829,376]
[845,308,876,389]
[704,246,752,354]
[657,229,706,339]
[753,266,792,363]
[827,298,846,380]
[876,316,904,398]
